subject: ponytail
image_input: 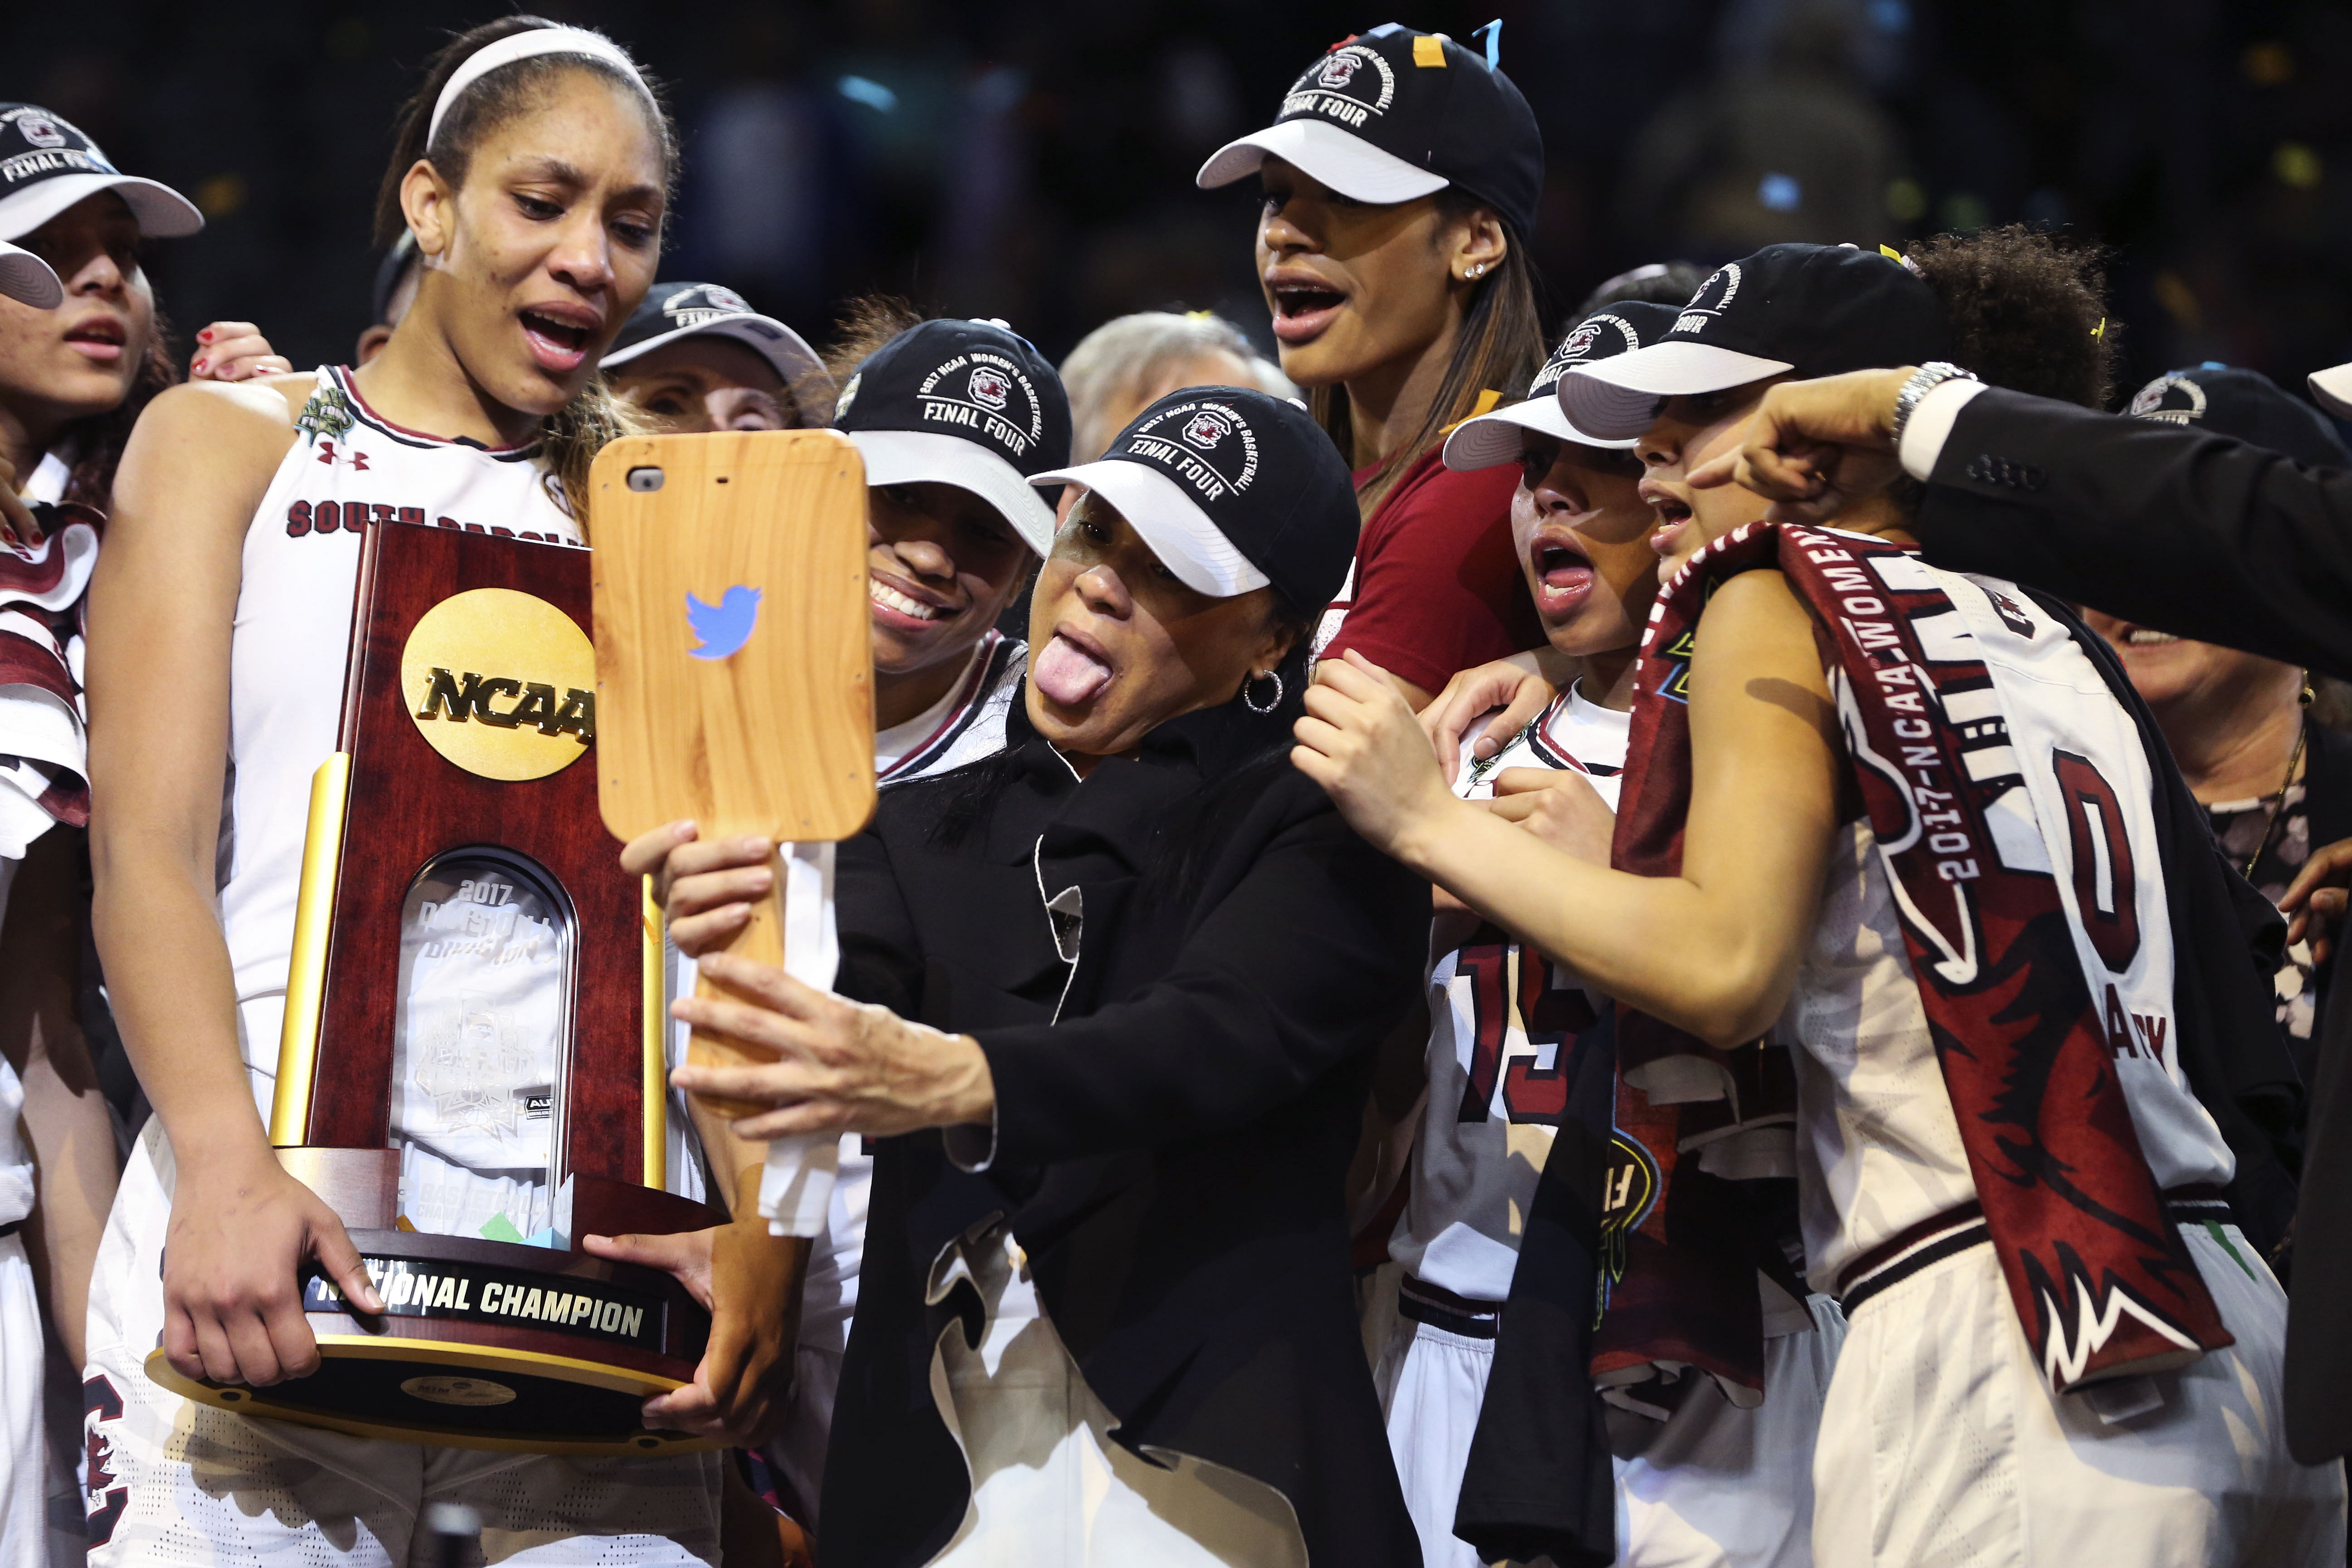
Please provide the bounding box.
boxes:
[538,378,650,534]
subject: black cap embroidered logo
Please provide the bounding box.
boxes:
[1127,398,1259,500]
[1671,263,1744,337]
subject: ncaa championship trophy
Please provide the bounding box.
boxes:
[145,517,723,1455]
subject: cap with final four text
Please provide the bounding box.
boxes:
[2130,363,2348,470]
[833,317,1072,556]
[1556,243,1953,441]
[1196,24,1543,239]
[604,281,829,423]
[0,103,203,242]
[1033,385,1357,609]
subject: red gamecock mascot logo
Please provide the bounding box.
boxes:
[968,367,1011,411]
[1317,53,1361,90]
[1183,411,1232,450]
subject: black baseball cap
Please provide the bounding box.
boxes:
[1033,386,1357,609]
[603,281,828,423]
[0,239,61,308]
[1196,25,1543,238]
[834,318,1072,555]
[0,103,201,242]
[1557,243,1952,441]
[2132,364,2348,470]
[1444,300,1684,470]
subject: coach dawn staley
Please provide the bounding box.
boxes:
[634,386,1427,1566]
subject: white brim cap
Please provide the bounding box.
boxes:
[2311,363,2352,421]
[0,241,62,309]
[1030,458,1270,598]
[0,171,203,243]
[1555,341,1797,441]
[1442,396,1641,471]
[601,313,831,423]
[1196,118,1447,206]
[848,429,1058,556]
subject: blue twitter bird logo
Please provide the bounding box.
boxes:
[686,586,762,661]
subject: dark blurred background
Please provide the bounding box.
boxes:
[14,0,2352,406]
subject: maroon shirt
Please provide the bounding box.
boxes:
[1320,448,1543,695]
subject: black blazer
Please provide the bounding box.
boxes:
[815,693,1428,1565]
[2300,723,2352,1092]
[1912,385,2352,678]
[1915,387,2352,1461]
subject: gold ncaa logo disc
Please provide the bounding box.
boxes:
[402,588,598,781]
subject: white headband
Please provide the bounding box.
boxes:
[426,26,654,149]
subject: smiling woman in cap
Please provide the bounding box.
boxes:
[627,386,1430,1565]
[1198,23,1550,709]
[602,279,828,432]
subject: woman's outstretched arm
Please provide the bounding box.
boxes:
[1294,573,1843,1048]
[88,378,382,1389]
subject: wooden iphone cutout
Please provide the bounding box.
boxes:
[589,431,876,1100]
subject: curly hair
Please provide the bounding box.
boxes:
[818,294,927,412]
[1907,225,2117,410]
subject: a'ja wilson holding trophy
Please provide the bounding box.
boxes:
[75,20,859,1563]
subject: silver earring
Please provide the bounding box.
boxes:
[1243,669,1284,714]
[1467,262,1487,278]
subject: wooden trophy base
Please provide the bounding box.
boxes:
[145,1152,724,1455]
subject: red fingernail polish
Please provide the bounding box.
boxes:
[197,328,213,342]
[193,360,208,373]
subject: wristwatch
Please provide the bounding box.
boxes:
[1890,361,1980,452]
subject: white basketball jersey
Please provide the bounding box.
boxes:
[220,367,577,1236]
[1390,684,1629,1303]
[1780,551,2235,1292]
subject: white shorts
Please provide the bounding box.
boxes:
[925,1224,1306,1567]
[0,1230,44,1568]
[1813,1221,2346,1567]
[1374,1287,1842,1568]
[82,1120,723,1566]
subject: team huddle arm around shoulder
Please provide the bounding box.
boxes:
[971,808,1427,1166]
[1916,386,2352,677]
